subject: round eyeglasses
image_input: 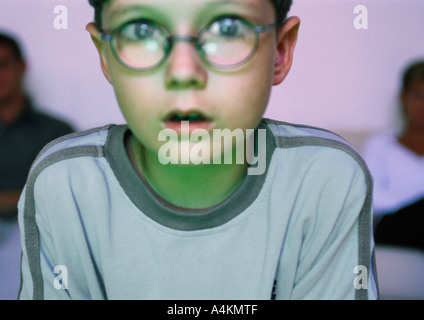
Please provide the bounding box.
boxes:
[100,16,277,71]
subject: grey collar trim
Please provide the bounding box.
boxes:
[104,120,275,231]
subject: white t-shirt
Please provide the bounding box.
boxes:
[18,119,378,300]
[362,132,424,215]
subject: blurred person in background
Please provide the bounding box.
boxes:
[0,31,74,299]
[362,60,424,251]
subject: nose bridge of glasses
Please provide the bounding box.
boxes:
[167,34,203,62]
[168,35,200,53]
[169,35,198,44]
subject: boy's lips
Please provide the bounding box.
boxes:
[162,109,214,133]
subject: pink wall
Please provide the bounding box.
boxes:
[267,0,424,133]
[1,0,423,133]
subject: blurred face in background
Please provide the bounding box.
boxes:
[402,80,424,131]
[0,45,25,105]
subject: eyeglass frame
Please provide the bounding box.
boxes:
[100,17,279,72]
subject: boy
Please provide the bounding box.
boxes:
[18,0,378,299]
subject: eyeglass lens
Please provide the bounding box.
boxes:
[111,17,258,70]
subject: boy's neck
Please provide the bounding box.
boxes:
[127,134,248,210]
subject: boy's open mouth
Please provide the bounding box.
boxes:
[163,110,214,132]
[166,111,209,123]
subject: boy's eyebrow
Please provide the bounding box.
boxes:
[107,4,161,26]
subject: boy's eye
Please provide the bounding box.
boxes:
[209,18,246,38]
[120,21,161,42]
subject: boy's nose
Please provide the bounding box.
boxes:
[165,41,207,90]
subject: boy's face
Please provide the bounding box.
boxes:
[88,0,299,158]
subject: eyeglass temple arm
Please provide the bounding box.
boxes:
[101,32,112,41]
[253,23,278,34]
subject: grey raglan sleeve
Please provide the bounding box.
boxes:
[17,185,72,300]
[17,158,107,300]
[275,149,379,300]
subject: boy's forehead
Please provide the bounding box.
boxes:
[106,0,266,10]
[103,0,273,25]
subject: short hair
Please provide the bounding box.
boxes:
[401,60,424,93]
[0,31,25,61]
[88,0,293,29]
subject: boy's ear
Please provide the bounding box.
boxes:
[86,22,112,84]
[273,17,300,86]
